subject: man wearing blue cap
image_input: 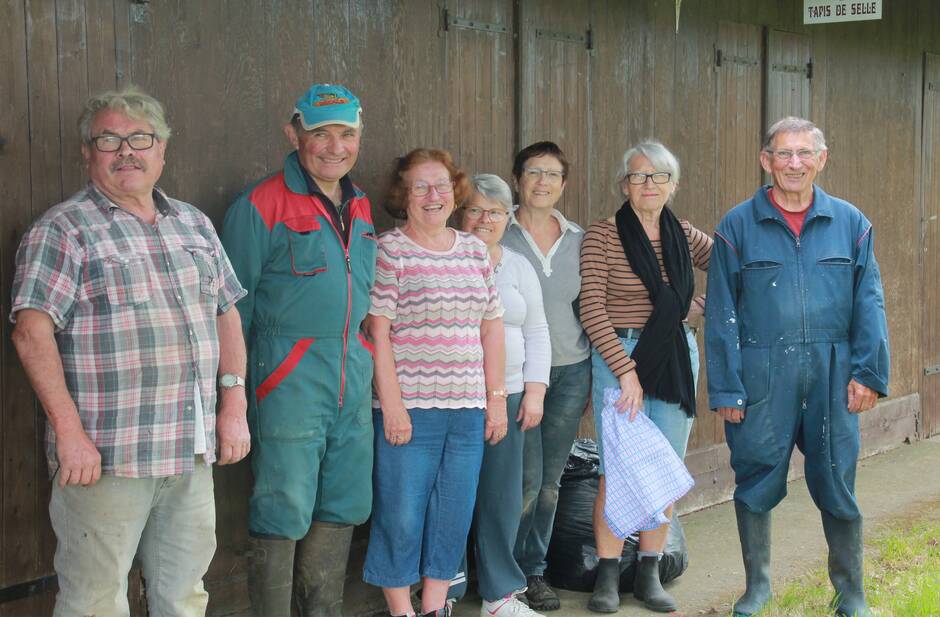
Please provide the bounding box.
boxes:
[222,84,376,616]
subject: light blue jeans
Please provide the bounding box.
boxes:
[364,408,484,588]
[514,358,592,576]
[591,327,699,474]
[49,462,215,617]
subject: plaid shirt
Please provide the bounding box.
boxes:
[11,184,246,478]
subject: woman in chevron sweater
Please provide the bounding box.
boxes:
[362,148,507,617]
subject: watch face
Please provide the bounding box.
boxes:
[220,374,238,388]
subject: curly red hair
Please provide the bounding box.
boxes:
[384,148,471,220]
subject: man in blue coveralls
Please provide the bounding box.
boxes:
[705,117,889,617]
[221,84,376,616]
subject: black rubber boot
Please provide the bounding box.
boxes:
[292,521,354,616]
[633,556,677,613]
[587,557,620,613]
[247,536,296,617]
[821,512,873,617]
[732,501,772,617]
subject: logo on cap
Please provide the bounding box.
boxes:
[315,93,350,107]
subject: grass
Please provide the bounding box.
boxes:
[729,502,940,616]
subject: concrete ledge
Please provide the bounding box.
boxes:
[680,393,919,515]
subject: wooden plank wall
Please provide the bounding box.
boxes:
[2,0,939,613]
[0,2,138,614]
[922,52,940,438]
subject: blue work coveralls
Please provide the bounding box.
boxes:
[221,152,376,539]
[705,185,889,520]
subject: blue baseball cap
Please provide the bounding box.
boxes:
[292,84,362,130]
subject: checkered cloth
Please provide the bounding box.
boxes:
[601,387,694,539]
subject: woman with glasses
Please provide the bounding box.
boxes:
[501,141,592,612]
[579,141,711,613]
[458,174,551,617]
[362,149,506,617]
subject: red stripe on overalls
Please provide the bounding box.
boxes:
[256,338,315,402]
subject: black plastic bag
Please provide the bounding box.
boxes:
[545,439,689,592]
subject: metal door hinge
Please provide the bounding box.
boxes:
[442,9,508,34]
[771,62,812,78]
[716,49,759,67]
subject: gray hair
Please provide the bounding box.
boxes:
[79,85,172,143]
[615,140,681,188]
[469,173,513,210]
[762,116,827,152]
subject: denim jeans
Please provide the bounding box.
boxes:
[473,392,526,600]
[364,408,484,588]
[514,358,592,576]
[49,462,215,617]
[591,327,699,474]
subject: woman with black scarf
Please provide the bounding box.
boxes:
[579,141,712,613]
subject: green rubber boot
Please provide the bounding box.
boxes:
[247,536,296,617]
[821,512,873,617]
[732,501,772,616]
[293,521,354,617]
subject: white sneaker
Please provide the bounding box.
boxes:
[480,592,545,617]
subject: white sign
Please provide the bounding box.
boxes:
[804,1,882,24]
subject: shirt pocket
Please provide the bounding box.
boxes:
[184,246,219,297]
[814,255,854,321]
[741,259,783,295]
[359,230,377,275]
[285,217,328,276]
[103,254,153,306]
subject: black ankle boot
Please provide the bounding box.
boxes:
[588,557,621,613]
[633,555,677,613]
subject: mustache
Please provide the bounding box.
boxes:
[110,155,146,172]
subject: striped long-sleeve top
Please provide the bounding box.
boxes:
[579,218,712,378]
[369,227,504,410]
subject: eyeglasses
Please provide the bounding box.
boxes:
[766,149,818,162]
[410,180,454,197]
[461,206,508,222]
[522,167,565,182]
[624,172,672,185]
[90,133,156,152]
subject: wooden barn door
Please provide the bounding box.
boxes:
[443,0,515,180]
[921,53,940,438]
[765,29,812,124]
[690,20,763,447]
[516,0,593,222]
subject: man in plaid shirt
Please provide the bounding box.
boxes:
[10,86,249,616]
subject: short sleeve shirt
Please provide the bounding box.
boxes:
[11,184,246,478]
[369,228,503,410]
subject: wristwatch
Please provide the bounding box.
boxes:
[219,374,246,389]
[487,388,509,399]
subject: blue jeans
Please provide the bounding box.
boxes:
[514,358,592,576]
[591,327,699,474]
[473,392,525,600]
[363,408,484,588]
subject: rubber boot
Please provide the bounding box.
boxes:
[821,512,873,617]
[633,556,677,613]
[293,521,354,617]
[732,501,772,616]
[587,557,621,613]
[247,536,296,617]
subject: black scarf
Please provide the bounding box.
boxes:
[615,201,696,416]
